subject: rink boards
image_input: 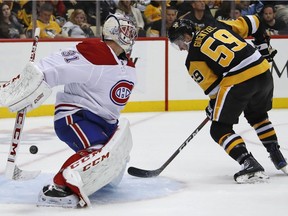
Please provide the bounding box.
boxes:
[0,37,287,118]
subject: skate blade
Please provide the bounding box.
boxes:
[280,165,288,175]
[36,202,78,208]
[235,171,270,184]
[37,194,80,208]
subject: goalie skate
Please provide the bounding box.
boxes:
[37,185,80,208]
[234,154,269,184]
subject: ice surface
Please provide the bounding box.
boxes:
[1,110,288,216]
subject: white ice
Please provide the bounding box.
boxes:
[0,109,288,216]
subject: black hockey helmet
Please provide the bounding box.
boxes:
[168,19,197,43]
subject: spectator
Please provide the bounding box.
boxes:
[116,0,146,37]
[177,1,192,17]
[26,2,63,38]
[147,5,178,37]
[63,0,78,11]
[215,1,242,20]
[168,0,185,9]
[49,0,66,17]
[239,0,264,16]
[262,4,287,35]
[231,4,242,20]
[143,0,162,25]
[133,0,150,14]
[16,0,48,28]
[62,9,94,38]
[275,4,288,33]
[99,0,118,25]
[204,0,221,17]
[178,0,216,31]
[63,1,117,26]
[16,1,33,28]
[0,2,26,38]
[55,15,66,27]
[1,0,21,15]
[275,3,288,12]
[205,0,219,9]
[214,1,232,20]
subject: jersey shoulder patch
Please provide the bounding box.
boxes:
[76,40,118,65]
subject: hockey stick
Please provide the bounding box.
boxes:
[128,117,210,178]
[5,28,41,181]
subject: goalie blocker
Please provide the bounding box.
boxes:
[0,62,52,112]
[37,118,133,208]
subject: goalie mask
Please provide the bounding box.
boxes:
[168,19,197,51]
[102,13,138,54]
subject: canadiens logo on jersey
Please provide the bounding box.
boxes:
[110,80,134,106]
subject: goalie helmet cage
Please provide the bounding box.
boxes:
[5,28,41,181]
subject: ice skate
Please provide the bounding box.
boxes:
[269,148,288,174]
[37,184,80,208]
[234,154,269,184]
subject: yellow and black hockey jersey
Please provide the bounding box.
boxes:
[186,15,270,98]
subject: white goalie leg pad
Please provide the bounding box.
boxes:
[62,169,91,207]
[62,118,133,201]
[0,62,52,112]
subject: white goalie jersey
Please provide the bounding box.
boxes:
[0,40,136,123]
[37,40,137,123]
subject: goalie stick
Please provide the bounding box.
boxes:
[128,117,209,178]
[5,28,41,181]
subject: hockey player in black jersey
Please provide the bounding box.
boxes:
[168,15,287,183]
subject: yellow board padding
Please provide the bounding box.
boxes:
[0,98,287,118]
[121,101,166,112]
[0,105,55,118]
[168,100,207,111]
[0,102,166,118]
[168,98,288,111]
[272,98,288,109]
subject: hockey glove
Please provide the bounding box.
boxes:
[0,62,52,112]
[205,99,216,120]
[252,39,277,62]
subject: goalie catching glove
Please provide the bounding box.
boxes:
[0,62,52,112]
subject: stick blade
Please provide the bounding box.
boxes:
[5,163,41,181]
[127,166,161,178]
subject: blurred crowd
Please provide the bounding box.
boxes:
[0,0,288,39]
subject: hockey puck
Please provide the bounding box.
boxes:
[29,145,38,154]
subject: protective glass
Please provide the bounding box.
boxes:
[170,35,189,51]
